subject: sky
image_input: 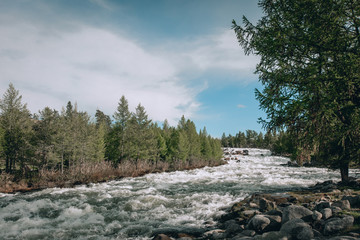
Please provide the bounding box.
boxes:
[0,0,265,137]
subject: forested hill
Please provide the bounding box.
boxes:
[0,84,223,192]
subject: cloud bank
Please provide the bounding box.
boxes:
[0,4,258,125]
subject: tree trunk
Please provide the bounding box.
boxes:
[340,163,349,182]
[5,157,10,173]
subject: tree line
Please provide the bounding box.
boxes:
[233,0,360,181]
[221,130,294,156]
[0,83,223,179]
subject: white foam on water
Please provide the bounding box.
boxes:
[0,148,346,239]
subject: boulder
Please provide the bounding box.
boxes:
[259,198,276,212]
[232,236,253,240]
[233,230,256,239]
[321,208,333,220]
[263,215,282,232]
[332,200,351,210]
[203,229,226,239]
[241,210,260,219]
[342,195,360,208]
[249,202,259,208]
[331,206,343,215]
[315,201,331,211]
[240,230,256,237]
[265,209,282,217]
[287,161,299,167]
[256,231,288,240]
[282,205,313,224]
[225,221,244,237]
[328,237,359,240]
[152,234,172,240]
[312,210,322,221]
[247,215,271,233]
[280,218,314,240]
[323,215,354,236]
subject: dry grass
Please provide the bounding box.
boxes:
[0,158,225,193]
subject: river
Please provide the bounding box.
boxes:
[0,149,355,239]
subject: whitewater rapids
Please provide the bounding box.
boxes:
[0,149,355,239]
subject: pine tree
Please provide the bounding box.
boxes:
[125,103,157,163]
[33,107,60,168]
[233,0,360,181]
[184,119,201,160]
[0,83,33,173]
[200,127,212,160]
[112,95,131,163]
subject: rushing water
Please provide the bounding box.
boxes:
[0,149,357,239]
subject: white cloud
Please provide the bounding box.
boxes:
[237,104,246,108]
[0,10,259,125]
[157,29,259,83]
[0,22,200,124]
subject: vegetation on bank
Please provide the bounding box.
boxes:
[233,0,360,181]
[221,130,294,156]
[0,84,223,192]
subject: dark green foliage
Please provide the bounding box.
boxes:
[233,0,360,181]
[0,83,33,173]
[0,84,223,177]
[95,109,111,131]
[33,107,60,168]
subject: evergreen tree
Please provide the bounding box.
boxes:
[200,127,212,160]
[108,95,132,163]
[33,107,60,168]
[95,109,111,131]
[0,83,33,173]
[221,133,228,147]
[184,120,201,160]
[233,0,360,181]
[125,103,156,162]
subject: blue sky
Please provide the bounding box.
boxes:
[0,0,265,137]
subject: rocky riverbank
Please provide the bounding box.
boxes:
[152,179,360,240]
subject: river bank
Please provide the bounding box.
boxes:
[152,179,360,240]
[0,158,225,194]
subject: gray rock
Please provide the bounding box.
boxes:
[257,231,288,240]
[328,237,359,240]
[265,209,282,217]
[342,195,360,208]
[249,202,259,208]
[203,229,226,239]
[280,218,314,240]
[232,236,253,240]
[235,230,256,238]
[241,230,256,237]
[323,215,354,236]
[312,210,322,221]
[282,205,313,224]
[313,229,323,238]
[348,232,360,238]
[321,208,332,220]
[263,215,282,232]
[315,201,331,211]
[247,215,271,233]
[152,234,172,240]
[226,222,244,237]
[331,206,343,215]
[259,198,276,212]
[224,220,239,228]
[332,200,351,210]
[242,210,260,219]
